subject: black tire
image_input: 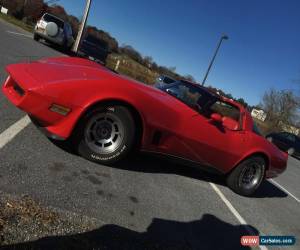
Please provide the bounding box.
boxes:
[33,33,39,41]
[226,156,266,196]
[72,105,136,165]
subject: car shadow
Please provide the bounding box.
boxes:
[1,214,258,250]
[48,139,288,199]
[251,180,287,198]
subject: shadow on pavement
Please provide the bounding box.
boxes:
[251,180,287,198]
[49,139,288,199]
[1,214,258,250]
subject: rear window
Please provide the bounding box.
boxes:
[210,101,240,121]
[43,14,64,29]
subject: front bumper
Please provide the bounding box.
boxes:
[2,74,84,140]
[29,116,65,140]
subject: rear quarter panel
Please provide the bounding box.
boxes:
[232,132,288,177]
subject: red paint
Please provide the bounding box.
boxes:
[2,57,287,178]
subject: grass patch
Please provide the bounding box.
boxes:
[106,53,158,84]
[0,13,33,33]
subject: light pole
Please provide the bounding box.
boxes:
[202,34,228,86]
[72,0,92,53]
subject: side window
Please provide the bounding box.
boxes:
[177,85,202,106]
[210,101,240,121]
[65,24,72,36]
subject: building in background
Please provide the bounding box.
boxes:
[1,6,8,14]
[251,108,267,122]
[279,121,300,136]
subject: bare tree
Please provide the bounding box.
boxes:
[261,88,300,129]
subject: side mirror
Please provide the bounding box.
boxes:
[222,117,239,131]
[210,113,222,123]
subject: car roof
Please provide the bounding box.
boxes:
[43,13,65,23]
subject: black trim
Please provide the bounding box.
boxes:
[13,83,25,96]
[141,150,224,175]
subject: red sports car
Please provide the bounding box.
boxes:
[2,57,287,196]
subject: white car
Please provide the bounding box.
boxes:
[34,13,74,50]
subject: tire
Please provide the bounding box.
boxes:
[73,105,136,165]
[45,22,58,37]
[287,148,295,156]
[226,156,266,196]
[33,33,39,41]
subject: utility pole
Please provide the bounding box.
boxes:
[72,0,92,53]
[202,34,229,86]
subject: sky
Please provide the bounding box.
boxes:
[57,0,300,105]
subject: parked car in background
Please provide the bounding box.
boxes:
[154,75,177,88]
[34,13,74,50]
[266,132,300,158]
[78,34,110,65]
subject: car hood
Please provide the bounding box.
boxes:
[6,57,116,90]
[29,57,114,83]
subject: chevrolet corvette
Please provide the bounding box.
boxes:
[2,57,287,196]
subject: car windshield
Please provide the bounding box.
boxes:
[157,81,216,112]
[43,14,64,29]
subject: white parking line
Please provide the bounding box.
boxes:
[269,179,300,203]
[210,183,267,250]
[6,31,32,38]
[0,116,31,150]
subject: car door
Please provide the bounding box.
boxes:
[149,82,244,172]
[181,100,245,172]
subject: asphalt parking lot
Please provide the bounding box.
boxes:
[0,18,299,249]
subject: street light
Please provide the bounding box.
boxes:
[202,34,229,86]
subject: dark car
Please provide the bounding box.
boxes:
[266,132,300,158]
[78,34,110,64]
[154,75,177,89]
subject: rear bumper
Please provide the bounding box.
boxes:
[34,30,64,46]
[265,154,288,179]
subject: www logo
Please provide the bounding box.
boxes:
[241,236,259,246]
[241,236,296,246]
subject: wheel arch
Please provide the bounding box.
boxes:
[230,151,270,175]
[73,98,145,148]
